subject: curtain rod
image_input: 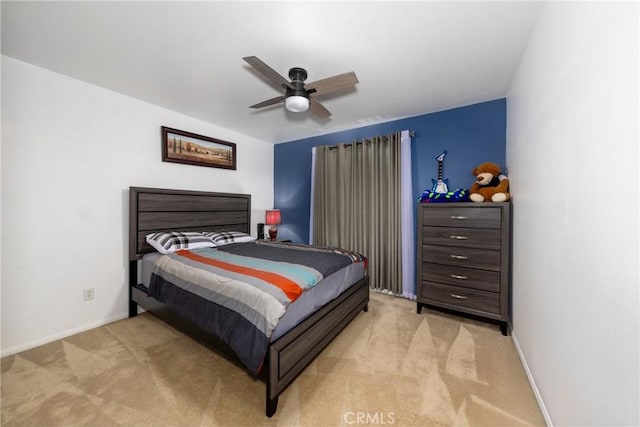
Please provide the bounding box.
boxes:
[326,131,415,150]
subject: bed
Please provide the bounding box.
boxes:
[128,186,369,417]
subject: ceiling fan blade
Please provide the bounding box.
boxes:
[243,56,293,90]
[306,72,358,97]
[309,98,331,119]
[250,96,286,109]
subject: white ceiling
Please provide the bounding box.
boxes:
[1,1,543,144]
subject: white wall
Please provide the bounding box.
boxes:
[1,56,274,355]
[507,3,639,426]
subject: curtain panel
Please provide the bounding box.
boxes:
[312,132,402,293]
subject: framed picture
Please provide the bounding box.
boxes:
[161,126,236,170]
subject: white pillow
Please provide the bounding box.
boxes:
[203,231,256,246]
[146,231,216,254]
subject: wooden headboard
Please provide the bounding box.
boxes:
[129,187,251,260]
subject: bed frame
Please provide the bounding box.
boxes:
[128,186,369,417]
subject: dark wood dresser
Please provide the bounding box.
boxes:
[416,202,511,335]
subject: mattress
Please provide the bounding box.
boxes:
[140,249,366,341]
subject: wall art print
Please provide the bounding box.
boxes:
[161,126,236,170]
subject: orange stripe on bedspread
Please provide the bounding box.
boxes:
[176,250,303,302]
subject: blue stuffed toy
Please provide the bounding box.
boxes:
[419,150,470,203]
[419,188,470,203]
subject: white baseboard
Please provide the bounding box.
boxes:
[1,312,129,358]
[511,330,553,426]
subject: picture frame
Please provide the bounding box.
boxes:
[161,126,236,170]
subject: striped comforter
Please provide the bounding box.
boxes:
[148,241,366,373]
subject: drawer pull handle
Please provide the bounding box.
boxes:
[449,235,469,240]
[450,293,468,300]
[450,254,468,260]
[450,274,468,280]
[450,215,468,220]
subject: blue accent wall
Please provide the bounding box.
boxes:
[273,98,506,243]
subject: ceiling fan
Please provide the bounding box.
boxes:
[243,56,359,119]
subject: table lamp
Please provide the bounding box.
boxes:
[265,209,282,240]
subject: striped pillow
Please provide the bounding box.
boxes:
[203,231,256,246]
[146,231,216,254]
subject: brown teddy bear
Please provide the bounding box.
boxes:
[469,162,510,202]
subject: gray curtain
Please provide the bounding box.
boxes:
[312,132,402,293]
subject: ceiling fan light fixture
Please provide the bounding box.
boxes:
[285,95,310,112]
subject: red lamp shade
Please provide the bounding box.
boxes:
[265,209,282,226]
[265,209,282,240]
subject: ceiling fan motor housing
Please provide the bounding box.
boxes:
[288,67,307,82]
[286,67,310,99]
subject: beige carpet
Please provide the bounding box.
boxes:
[1,292,545,426]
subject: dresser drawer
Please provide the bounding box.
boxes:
[422,263,500,292]
[422,206,501,229]
[423,244,500,271]
[422,226,500,250]
[421,282,500,315]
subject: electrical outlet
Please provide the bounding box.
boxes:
[83,288,95,301]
